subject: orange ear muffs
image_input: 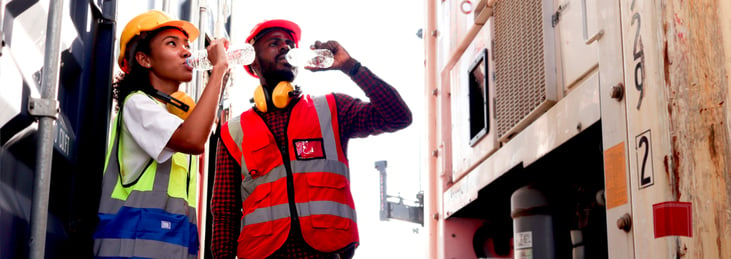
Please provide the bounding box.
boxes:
[253,85,270,113]
[253,81,295,112]
[166,91,196,120]
[272,81,294,109]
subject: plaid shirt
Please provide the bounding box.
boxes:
[211,66,412,259]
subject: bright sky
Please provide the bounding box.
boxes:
[118,1,426,258]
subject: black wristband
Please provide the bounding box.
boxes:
[348,61,362,76]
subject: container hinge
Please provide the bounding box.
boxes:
[552,2,570,28]
[0,37,5,57]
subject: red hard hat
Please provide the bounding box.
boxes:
[244,19,301,78]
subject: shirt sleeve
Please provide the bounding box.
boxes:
[337,66,413,139]
[123,94,183,162]
[211,138,242,259]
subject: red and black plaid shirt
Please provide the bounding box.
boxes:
[211,66,412,259]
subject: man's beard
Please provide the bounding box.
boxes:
[262,67,296,85]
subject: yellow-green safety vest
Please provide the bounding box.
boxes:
[93,92,199,259]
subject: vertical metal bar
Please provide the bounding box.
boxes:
[213,0,224,38]
[29,0,65,258]
[194,0,207,101]
[162,0,171,13]
[194,1,204,254]
[582,0,589,40]
[375,161,388,221]
[425,0,438,258]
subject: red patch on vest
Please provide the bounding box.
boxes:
[293,139,325,160]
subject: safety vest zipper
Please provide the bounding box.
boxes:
[281,120,299,225]
[257,110,299,225]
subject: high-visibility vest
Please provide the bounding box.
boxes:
[220,94,359,259]
[94,92,199,259]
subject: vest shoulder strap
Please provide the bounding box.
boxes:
[221,111,248,166]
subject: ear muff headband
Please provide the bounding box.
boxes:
[143,89,195,120]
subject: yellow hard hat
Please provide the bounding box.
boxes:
[118,10,199,73]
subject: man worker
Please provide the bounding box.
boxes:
[210,19,412,259]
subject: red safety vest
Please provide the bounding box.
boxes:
[220,94,359,259]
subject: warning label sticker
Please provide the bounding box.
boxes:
[604,142,628,209]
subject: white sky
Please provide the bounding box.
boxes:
[118,1,426,258]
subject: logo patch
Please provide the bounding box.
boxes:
[293,139,325,160]
[161,220,171,230]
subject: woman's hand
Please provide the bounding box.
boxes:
[168,37,230,154]
[207,38,230,70]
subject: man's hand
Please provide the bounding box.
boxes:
[308,40,351,72]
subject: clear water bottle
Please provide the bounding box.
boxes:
[186,43,255,70]
[285,48,334,68]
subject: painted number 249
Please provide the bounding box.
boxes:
[631,12,645,110]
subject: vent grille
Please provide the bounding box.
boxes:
[494,0,553,140]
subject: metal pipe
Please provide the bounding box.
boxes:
[29,0,65,258]
[193,2,208,258]
[214,0,227,39]
[375,161,388,221]
[194,0,207,101]
[162,0,171,13]
[425,0,438,258]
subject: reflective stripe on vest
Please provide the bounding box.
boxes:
[95,107,199,258]
[239,159,349,201]
[221,115,245,168]
[243,200,356,225]
[94,238,197,259]
[221,94,359,258]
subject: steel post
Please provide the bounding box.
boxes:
[29,0,65,258]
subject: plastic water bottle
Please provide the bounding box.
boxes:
[186,43,255,70]
[285,48,334,68]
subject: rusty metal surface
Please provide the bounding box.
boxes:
[661,0,731,257]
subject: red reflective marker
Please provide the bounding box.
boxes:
[653,201,692,238]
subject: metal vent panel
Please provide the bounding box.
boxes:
[494,0,556,140]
